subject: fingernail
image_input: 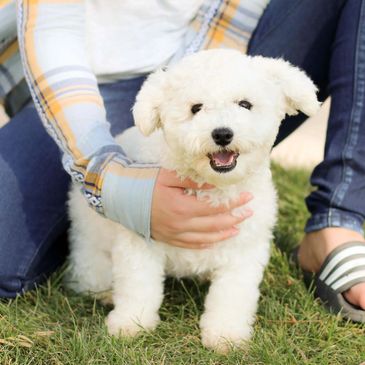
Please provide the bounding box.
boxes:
[242,208,253,217]
[231,227,239,235]
[234,208,253,220]
[240,192,253,201]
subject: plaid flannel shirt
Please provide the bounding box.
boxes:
[0,0,269,239]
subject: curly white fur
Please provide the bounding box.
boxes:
[66,49,320,353]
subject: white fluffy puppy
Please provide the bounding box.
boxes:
[67,49,320,352]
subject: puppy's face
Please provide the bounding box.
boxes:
[133,49,320,185]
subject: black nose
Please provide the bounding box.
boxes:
[211,128,234,147]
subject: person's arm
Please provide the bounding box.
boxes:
[0,0,16,52]
[1,0,22,104]
[16,0,253,245]
[16,0,158,239]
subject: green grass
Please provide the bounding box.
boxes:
[1,165,365,364]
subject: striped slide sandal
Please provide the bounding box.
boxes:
[292,241,365,323]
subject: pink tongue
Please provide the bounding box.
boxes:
[212,151,235,166]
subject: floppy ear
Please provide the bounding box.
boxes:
[252,56,321,117]
[132,69,167,136]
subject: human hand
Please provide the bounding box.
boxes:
[151,168,253,249]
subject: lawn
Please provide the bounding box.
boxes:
[1,165,364,364]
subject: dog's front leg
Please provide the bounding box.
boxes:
[200,255,267,353]
[106,233,165,337]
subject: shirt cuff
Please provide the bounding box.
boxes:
[101,162,159,240]
[82,153,159,241]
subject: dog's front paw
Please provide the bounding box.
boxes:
[200,326,251,354]
[200,314,252,353]
[200,328,251,354]
[106,309,160,337]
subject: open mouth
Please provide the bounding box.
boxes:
[207,150,239,173]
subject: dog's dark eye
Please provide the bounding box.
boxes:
[238,100,252,110]
[191,103,203,114]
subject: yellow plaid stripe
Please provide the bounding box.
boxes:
[0,0,13,8]
[22,0,84,162]
[0,40,18,65]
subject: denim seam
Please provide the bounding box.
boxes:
[328,0,365,224]
[17,212,68,278]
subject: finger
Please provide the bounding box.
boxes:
[151,232,212,249]
[178,192,253,217]
[183,210,253,233]
[175,227,239,246]
[165,240,214,250]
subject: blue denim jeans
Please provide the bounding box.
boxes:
[0,77,146,298]
[248,0,365,234]
[1,0,364,298]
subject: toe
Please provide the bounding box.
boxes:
[343,282,365,310]
[299,228,365,312]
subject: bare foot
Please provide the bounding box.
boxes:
[298,227,365,309]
